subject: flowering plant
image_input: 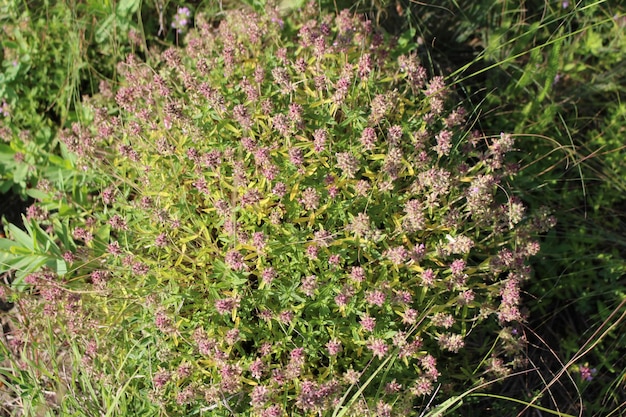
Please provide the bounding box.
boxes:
[1,3,554,415]
[171,6,192,33]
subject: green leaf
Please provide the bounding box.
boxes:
[8,224,33,250]
[116,0,140,16]
[585,30,603,56]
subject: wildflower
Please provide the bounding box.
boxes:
[367,338,389,359]
[0,100,10,117]
[335,152,360,178]
[393,290,412,305]
[272,182,287,198]
[387,125,403,146]
[384,245,408,266]
[225,328,240,345]
[233,104,253,130]
[360,313,376,332]
[241,189,262,206]
[300,275,318,297]
[219,363,242,393]
[385,380,402,394]
[295,379,340,413]
[313,229,333,247]
[172,7,192,34]
[288,103,303,125]
[153,370,171,389]
[333,76,351,105]
[155,310,174,333]
[250,384,271,407]
[382,147,403,179]
[259,342,272,357]
[377,401,393,417]
[154,233,167,248]
[313,128,327,152]
[249,358,265,379]
[90,270,109,288]
[272,67,294,94]
[334,291,350,308]
[366,290,386,307]
[399,338,422,358]
[215,297,240,315]
[450,259,466,276]
[101,187,116,205]
[177,362,192,379]
[421,268,436,286]
[260,405,284,417]
[63,251,76,264]
[326,339,342,356]
[289,147,304,166]
[579,365,597,381]
[225,250,246,271]
[458,289,475,305]
[305,245,319,260]
[350,266,366,282]
[354,179,371,196]
[26,203,47,221]
[402,308,418,325]
[410,376,433,396]
[435,129,453,156]
[438,333,465,353]
[487,357,510,378]
[328,254,341,266]
[357,53,372,79]
[261,268,277,285]
[278,310,294,324]
[369,92,396,124]
[425,75,446,97]
[431,312,455,328]
[420,354,440,380]
[74,227,94,244]
[299,187,320,211]
[446,234,474,255]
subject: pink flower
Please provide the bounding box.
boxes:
[225,250,246,271]
[403,308,418,325]
[367,338,389,359]
[366,290,386,307]
[326,339,342,356]
[215,297,240,315]
[580,365,597,381]
[360,313,376,332]
[249,358,265,379]
[299,187,320,211]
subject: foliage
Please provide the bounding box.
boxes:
[0,0,624,416]
[0,3,557,415]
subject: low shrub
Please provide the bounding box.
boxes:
[1,3,555,415]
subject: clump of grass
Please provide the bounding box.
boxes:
[1,3,557,416]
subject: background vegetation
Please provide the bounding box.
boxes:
[0,0,623,416]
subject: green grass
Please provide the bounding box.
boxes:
[0,0,624,416]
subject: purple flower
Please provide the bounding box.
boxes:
[580,365,597,381]
[215,297,240,315]
[313,128,327,152]
[225,250,246,271]
[366,290,386,307]
[172,7,192,33]
[367,338,389,359]
[360,313,376,332]
[299,187,320,211]
[326,339,342,356]
[360,127,377,151]
[335,152,360,178]
[249,358,265,380]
